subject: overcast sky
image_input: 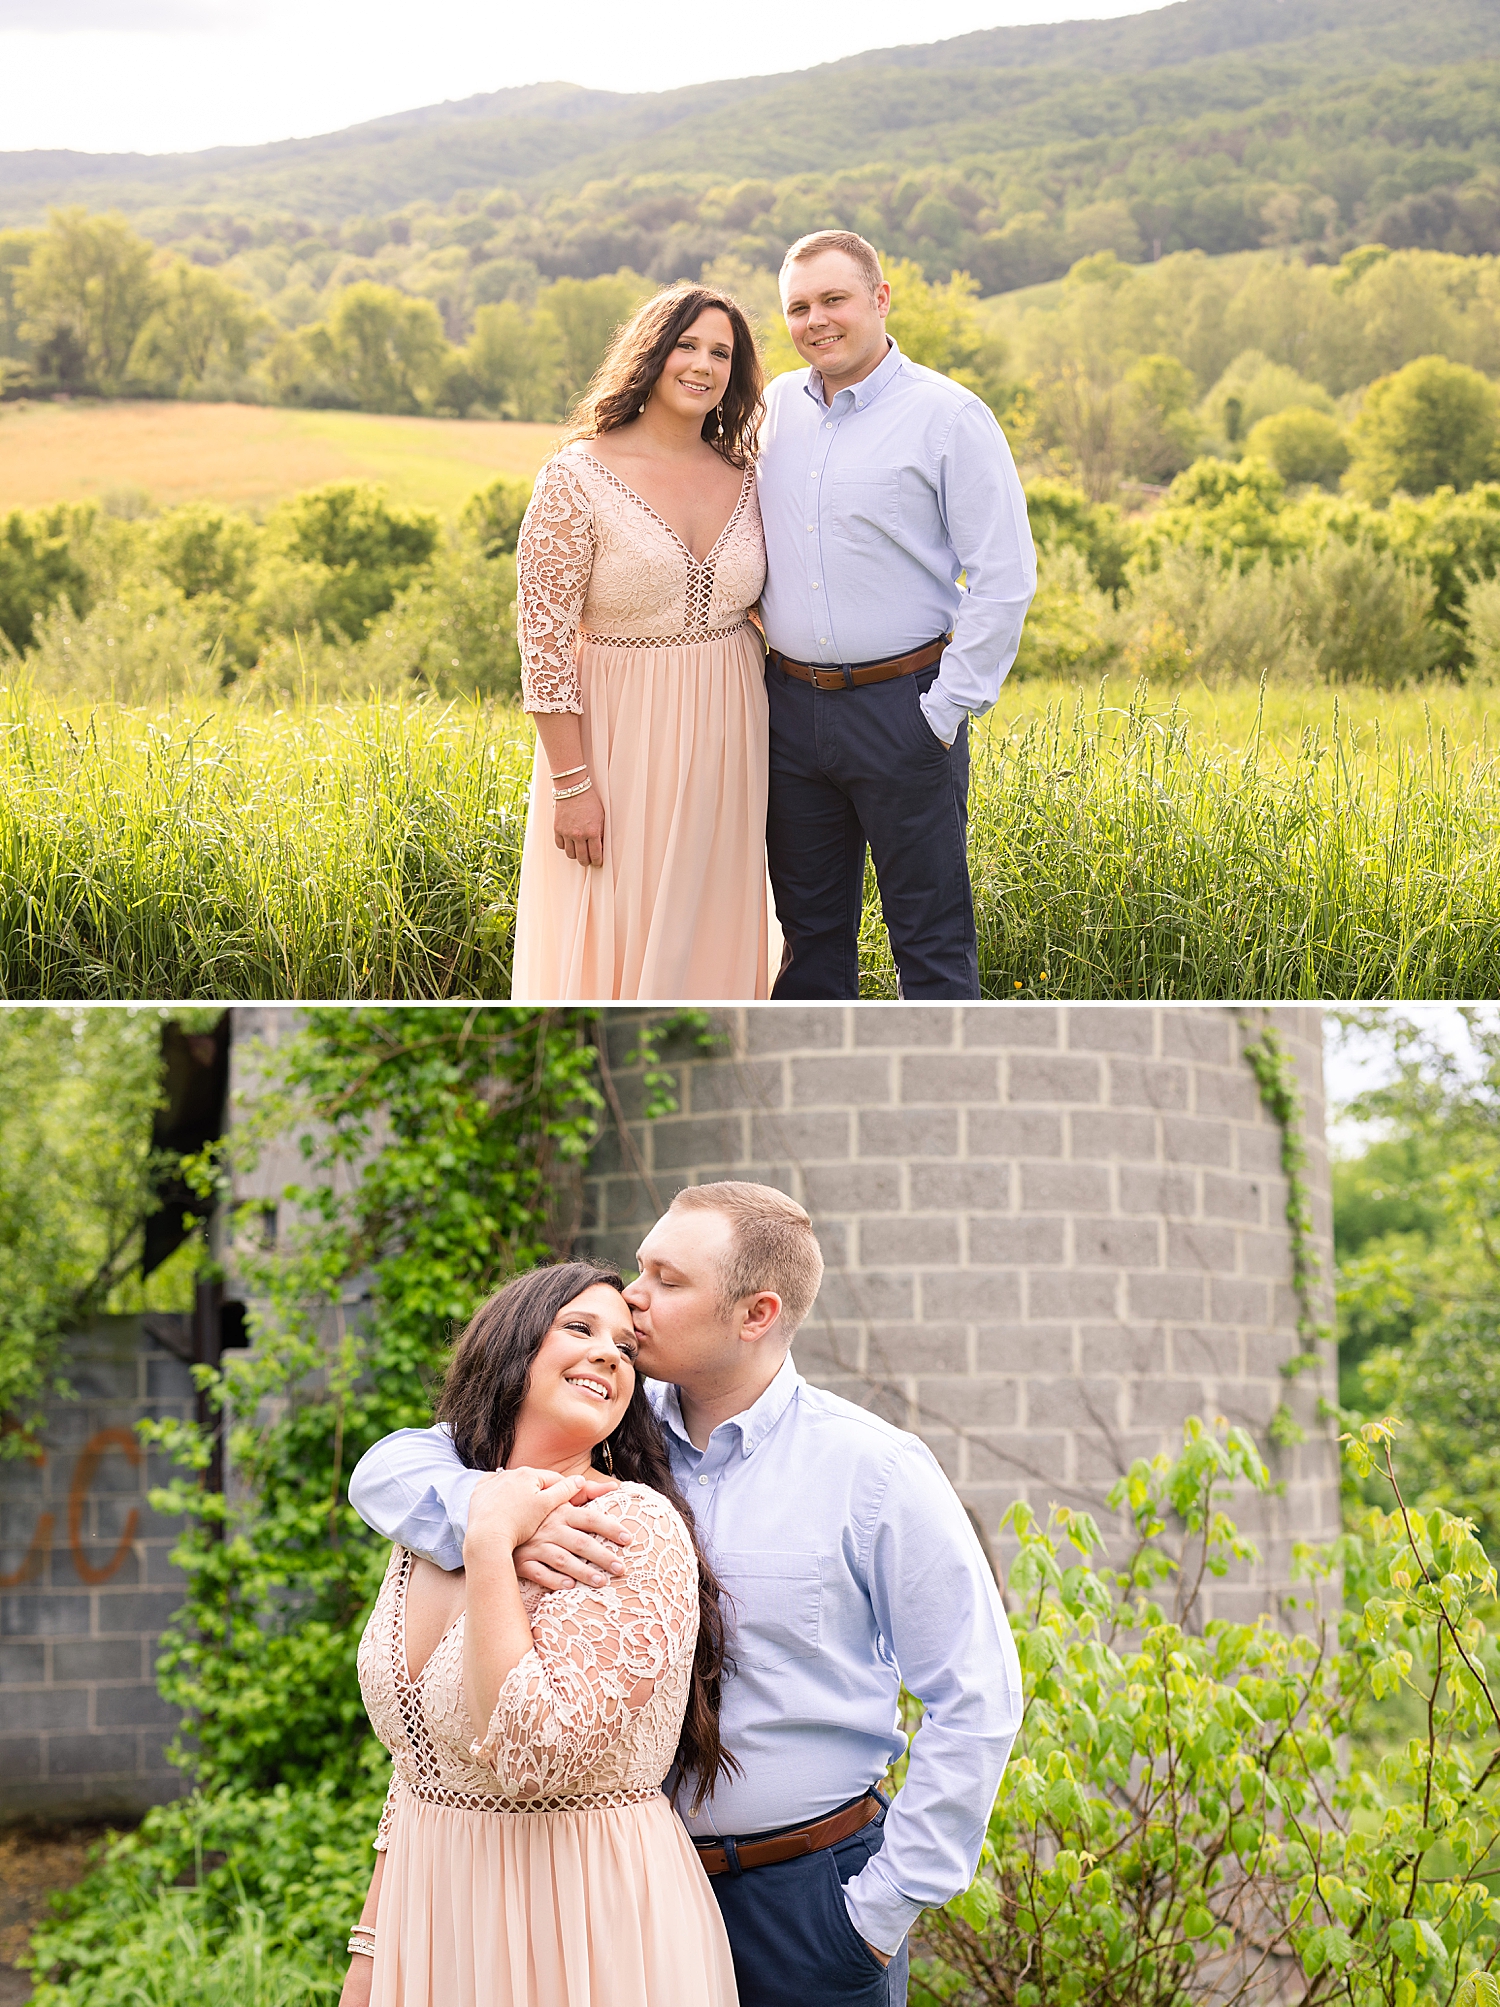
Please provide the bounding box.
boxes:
[0,0,1175,156]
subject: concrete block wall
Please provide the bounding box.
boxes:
[0,1320,193,1822]
[0,1004,1338,1822]
[580,1003,1339,1624]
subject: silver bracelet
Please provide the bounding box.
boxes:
[553,777,594,801]
[347,1927,376,1957]
[550,762,588,781]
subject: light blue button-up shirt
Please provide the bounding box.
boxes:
[348,1355,1023,1955]
[757,337,1037,746]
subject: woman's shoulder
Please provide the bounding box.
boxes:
[532,445,598,501]
[603,1481,691,1542]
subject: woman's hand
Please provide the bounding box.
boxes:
[338,1956,374,2007]
[514,1478,631,1593]
[464,1469,587,1566]
[554,788,605,868]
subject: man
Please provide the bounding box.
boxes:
[349,1182,1023,2007]
[758,229,1036,1000]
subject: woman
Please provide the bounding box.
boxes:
[509,284,770,1001]
[340,1263,739,2007]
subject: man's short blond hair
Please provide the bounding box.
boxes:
[669,1181,824,1340]
[780,230,885,298]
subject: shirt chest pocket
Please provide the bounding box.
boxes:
[716,1550,821,1671]
[830,467,900,546]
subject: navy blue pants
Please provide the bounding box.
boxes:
[705,1798,910,2007]
[766,658,979,1000]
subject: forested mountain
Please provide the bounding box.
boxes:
[1,0,1498,290]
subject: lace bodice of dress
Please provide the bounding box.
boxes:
[516,446,767,712]
[358,1483,700,1845]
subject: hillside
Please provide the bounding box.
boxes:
[1,0,1497,227]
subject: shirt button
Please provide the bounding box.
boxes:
[697,1474,710,1486]
[812,582,821,590]
[824,422,833,430]
[820,636,829,644]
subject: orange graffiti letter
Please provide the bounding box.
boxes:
[68,1428,142,1586]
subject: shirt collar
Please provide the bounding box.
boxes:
[802,335,905,414]
[654,1351,802,1458]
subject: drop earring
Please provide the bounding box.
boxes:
[716,401,724,440]
[601,1435,615,1475]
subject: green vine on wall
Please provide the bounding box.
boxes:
[1239,1016,1333,1450]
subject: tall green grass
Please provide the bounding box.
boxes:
[2,676,1496,999]
[0,686,530,998]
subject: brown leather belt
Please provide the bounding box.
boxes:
[692,1794,881,1877]
[768,634,950,692]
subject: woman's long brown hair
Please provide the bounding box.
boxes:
[435,1261,738,1811]
[564,284,764,469]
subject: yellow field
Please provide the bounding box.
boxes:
[0,400,561,516]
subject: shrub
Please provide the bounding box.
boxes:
[1202,350,1336,448]
[19,584,224,702]
[26,1777,382,2003]
[1461,572,1500,679]
[258,484,440,641]
[1245,405,1351,489]
[1287,534,1441,686]
[1121,545,1304,681]
[912,1418,1500,2006]
[0,507,89,654]
[1024,478,1132,597]
[461,475,534,558]
[1135,457,1300,572]
[1011,545,1120,678]
[1347,355,1500,503]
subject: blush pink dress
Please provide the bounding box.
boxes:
[357,1483,738,2007]
[510,445,771,1000]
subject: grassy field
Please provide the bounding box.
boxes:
[0,401,559,517]
[2,674,1495,1001]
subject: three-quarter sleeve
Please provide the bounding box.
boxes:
[516,455,596,714]
[469,1488,697,1798]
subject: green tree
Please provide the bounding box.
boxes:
[17,208,160,394]
[150,504,260,604]
[1120,352,1201,483]
[1246,405,1351,488]
[265,283,448,413]
[0,1009,191,1455]
[1333,1010,1500,1543]
[128,260,262,396]
[148,503,263,666]
[465,299,562,419]
[882,258,1012,411]
[1347,355,1500,503]
[257,483,439,641]
[0,227,41,364]
[534,269,652,411]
